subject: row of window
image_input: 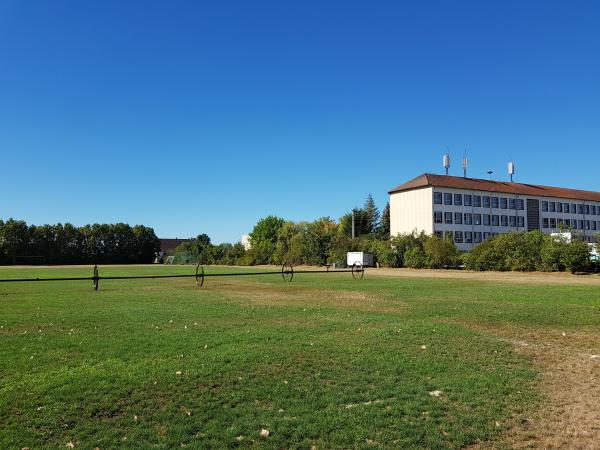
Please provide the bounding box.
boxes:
[542,218,599,231]
[434,191,600,216]
[434,230,498,244]
[437,229,598,245]
[541,201,599,215]
[434,211,525,227]
[434,192,525,210]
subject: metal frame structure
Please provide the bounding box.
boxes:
[0,263,365,291]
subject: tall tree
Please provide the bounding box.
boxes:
[379,202,391,239]
[363,194,380,235]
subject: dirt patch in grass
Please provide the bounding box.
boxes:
[368,268,600,286]
[459,322,600,449]
[203,279,408,313]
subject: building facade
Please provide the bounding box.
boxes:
[389,174,600,250]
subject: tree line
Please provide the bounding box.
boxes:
[172,192,598,273]
[0,219,160,265]
[170,195,393,266]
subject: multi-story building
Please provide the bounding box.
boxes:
[389,173,600,250]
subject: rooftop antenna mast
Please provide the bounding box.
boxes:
[462,151,468,178]
[442,153,451,176]
[487,170,493,181]
[508,161,515,182]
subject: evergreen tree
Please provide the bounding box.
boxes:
[363,194,380,235]
[379,202,391,239]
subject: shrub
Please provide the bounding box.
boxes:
[423,236,459,269]
[404,247,427,269]
[561,240,591,273]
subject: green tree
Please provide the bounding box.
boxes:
[249,216,285,264]
[0,219,30,264]
[379,202,390,239]
[363,194,380,235]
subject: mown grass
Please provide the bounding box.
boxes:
[1,265,598,449]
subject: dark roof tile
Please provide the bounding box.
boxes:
[389,173,600,202]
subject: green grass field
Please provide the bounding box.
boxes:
[1,265,599,449]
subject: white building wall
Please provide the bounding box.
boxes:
[430,187,600,250]
[389,185,600,251]
[389,187,434,237]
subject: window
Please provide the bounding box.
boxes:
[585,220,591,230]
[465,231,472,243]
[593,221,598,231]
[509,198,516,209]
[579,220,584,229]
[549,202,555,212]
[592,205,597,215]
[445,231,453,240]
[464,194,472,206]
[542,201,548,212]
[584,205,590,215]
[444,212,453,224]
[518,216,524,228]
[578,204,584,214]
[543,218,549,228]
[483,232,491,240]
[492,215,499,226]
[516,199,524,210]
[500,198,508,209]
[474,214,482,225]
[454,231,463,243]
[492,197,499,209]
[444,193,453,205]
[454,194,463,206]
[509,216,516,227]
[556,202,562,213]
[570,203,576,214]
[564,219,570,228]
[473,195,481,207]
[483,196,491,208]
[434,192,443,204]
[563,203,569,213]
[501,215,508,227]
[434,211,443,223]
[572,220,578,230]
[454,212,463,224]
[464,213,472,225]
[550,218,556,228]
[474,232,482,243]
[483,214,490,226]
[434,231,443,238]
[557,219,564,227]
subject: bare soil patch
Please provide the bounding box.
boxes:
[460,322,600,449]
[203,278,408,314]
[367,268,600,286]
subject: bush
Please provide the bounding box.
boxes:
[561,240,591,273]
[463,238,508,271]
[465,231,593,273]
[404,247,427,269]
[424,236,459,269]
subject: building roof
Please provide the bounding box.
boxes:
[159,238,192,251]
[389,173,600,202]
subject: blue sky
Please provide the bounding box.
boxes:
[1,0,599,243]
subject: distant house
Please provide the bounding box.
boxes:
[158,238,192,258]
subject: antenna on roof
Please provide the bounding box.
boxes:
[487,170,493,181]
[442,153,450,176]
[508,161,515,182]
[462,151,468,178]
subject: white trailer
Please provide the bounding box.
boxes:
[346,252,374,267]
